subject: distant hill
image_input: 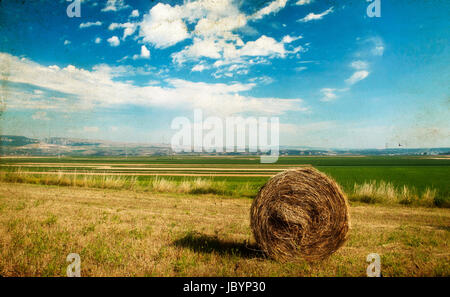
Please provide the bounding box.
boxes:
[0,135,171,156]
[0,135,449,156]
[0,135,39,147]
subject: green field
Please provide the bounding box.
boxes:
[1,155,449,206]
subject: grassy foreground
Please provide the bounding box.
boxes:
[0,182,448,276]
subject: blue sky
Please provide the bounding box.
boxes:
[0,0,448,148]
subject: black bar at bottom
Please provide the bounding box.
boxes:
[0,276,444,296]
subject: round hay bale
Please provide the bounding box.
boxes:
[250,167,350,261]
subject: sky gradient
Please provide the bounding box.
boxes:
[0,0,449,148]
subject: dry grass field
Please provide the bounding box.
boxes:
[0,182,448,277]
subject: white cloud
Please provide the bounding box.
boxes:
[282,35,302,43]
[137,0,301,74]
[91,64,152,77]
[107,36,120,47]
[372,45,385,56]
[346,70,370,85]
[181,0,240,23]
[320,60,370,101]
[363,37,385,56]
[295,66,307,72]
[140,45,150,58]
[175,34,293,70]
[94,37,102,44]
[248,76,274,85]
[130,9,139,18]
[250,0,288,20]
[120,23,137,40]
[2,88,67,111]
[298,6,334,22]
[79,21,102,29]
[139,3,189,48]
[172,38,222,64]
[351,60,368,70]
[32,111,49,121]
[191,64,209,72]
[133,45,150,60]
[320,88,349,102]
[296,0,314,5]
[212,63,249,78]
[194,14,247,38]
[320,88,339,102]
[240,35,286,57]
[108,23,120,30]
[101,0,129,12]
[64,40,71,45]
[175,35,289,66]
[1,52,307,116]
[109,22,137,40]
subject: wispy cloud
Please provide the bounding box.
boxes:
[191,64,209,72]
[351,60,368,70]
[298,6,334,22]
[101,0,129,12]
[79,21,102,29]
[281,35,303,43]
[372,45,385,56]
[346,70,370,85]
[1,53,308,116]
[295,0,314,5]
[320,88,348,102]
[356,36,385,58]
[248,76,274,85]
[250,0,288,20]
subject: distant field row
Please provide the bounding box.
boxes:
[1,156,448,205]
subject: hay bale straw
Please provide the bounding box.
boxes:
[250,167,350,261]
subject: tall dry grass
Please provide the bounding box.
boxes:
[350,180,437,207]
[148,176,227,195]
[0,169,229,196]
[0,168,138,190]
[0,169,444,207]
